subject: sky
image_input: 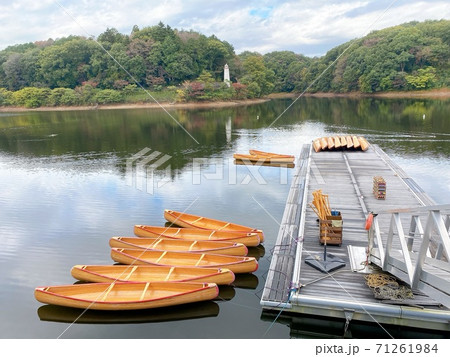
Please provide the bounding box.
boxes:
[0,0,449,57]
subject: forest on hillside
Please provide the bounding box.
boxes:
[0,20,449,107]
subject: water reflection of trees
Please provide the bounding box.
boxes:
[0,98,448,171]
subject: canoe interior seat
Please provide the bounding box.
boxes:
[100,283,115,301]
[155,251,167,264]
[124,266,138,280]
[139,282,150,301]
[195,254,205,266]
[165,267,175,281]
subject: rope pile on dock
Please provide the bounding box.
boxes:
[365,273,414,301]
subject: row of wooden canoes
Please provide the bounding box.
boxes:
[34,210,263,311]
[313,136,369,153]
[233,149,295,164]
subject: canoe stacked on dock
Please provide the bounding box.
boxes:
[233,149,295,164]
[313,136,369,153]
[35,209,262,311]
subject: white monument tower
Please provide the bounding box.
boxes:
[224,64,230,87]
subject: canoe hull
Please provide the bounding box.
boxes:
[327,137,335,150]
[248,150,295,160]
[109,236,248,256]
[358,136,369,151]
[334,136,341,149]
[233,153,294,164]
[111,248,258,274]
[164,209,264,243]
[134,225,260,247]
[71,265,235,285]
[313,139,321,153]
[35,282,219,311]
[352,136,361,149]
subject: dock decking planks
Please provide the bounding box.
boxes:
[261,143,449,330]
[262,145,310,305]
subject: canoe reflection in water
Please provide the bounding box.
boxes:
[232,273,259,290]
[246,245,265,260]
[216,285,235,301]
[233,159,295,169]
[38,300,219,325]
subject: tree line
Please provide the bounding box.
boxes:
[0,20,449,108]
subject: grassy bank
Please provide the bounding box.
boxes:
[1,88,449,113]
[0,98,270,112]
[268,88,450,100]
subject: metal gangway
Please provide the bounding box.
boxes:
[368,204,450,309]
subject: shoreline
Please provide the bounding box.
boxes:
[269,88,450,100]
[1,88,448,113]
[0,98,270,113]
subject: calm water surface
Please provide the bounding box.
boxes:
[0,97,449,338]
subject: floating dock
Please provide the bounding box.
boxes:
[261,143,450,332]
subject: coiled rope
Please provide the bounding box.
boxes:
[365,273,414,301]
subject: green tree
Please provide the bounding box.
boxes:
[47,88,79,106]
[38,38,97,88]
[240,55,274,97]
[11,87,50,108]
[264,51,310,92]
[94,89,123,104]
[97,27,129,50]
[405,66,437,89]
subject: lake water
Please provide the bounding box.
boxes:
[0,97,449,339]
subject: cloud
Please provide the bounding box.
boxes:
[0,1,448,56]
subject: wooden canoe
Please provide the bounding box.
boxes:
[234,159,294,168]
[340,136,347,147]
[346,135,354,149]
[334,136,341,149]
[134,225,260,247]
[71,265,235,285]
[164,209,264,243]
[327,137,335,150]
[111,248,259,274]
[233,153,294,164]
[352,135,361,149]
[109,236,248,256]
[313,139,321,153]
[320,137,328,150]
[248,150,295,161]
[358,136,369,151]
[35,281,219,310]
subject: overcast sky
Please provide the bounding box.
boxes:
[0,0,449,56]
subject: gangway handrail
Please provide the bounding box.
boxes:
[373,203,450,215]
[368,204,450,308]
